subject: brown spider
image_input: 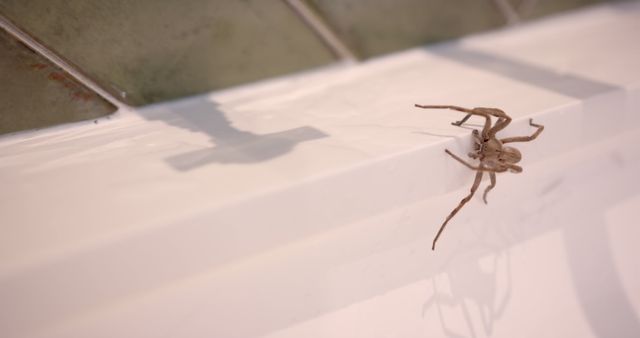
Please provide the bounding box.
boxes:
[414,105,544,250]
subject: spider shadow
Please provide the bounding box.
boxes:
[138,99,328,171]
[420,149,640,338]
[421,240,512,338]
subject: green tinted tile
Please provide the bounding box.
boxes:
[306,0,506,58]
[517,0,608,19]
[0,1,335,105]
[0,28,115,135]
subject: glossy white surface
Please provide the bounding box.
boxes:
[1,2,640,337]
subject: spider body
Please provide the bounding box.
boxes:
[414,105,544,250]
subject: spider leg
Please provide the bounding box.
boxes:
[415,105,496,139]
[474,108,512,138]
[483,172,497,204]
[501,119,544,144]
[414,105,475,114]
[445,150,480,170]
[507,164,523,173]
[452,114,472,126]
[445,150,505,172]
[432,170,484,250]
[472,129,482,151]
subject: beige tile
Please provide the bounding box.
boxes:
[0,28,115,135]
[516,0,608,19]
[0,1,336,105]
[306,0,507,58]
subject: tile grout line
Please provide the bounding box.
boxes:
[492,0,522,25]
[284,0,358,62]
[0,13,130,111]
